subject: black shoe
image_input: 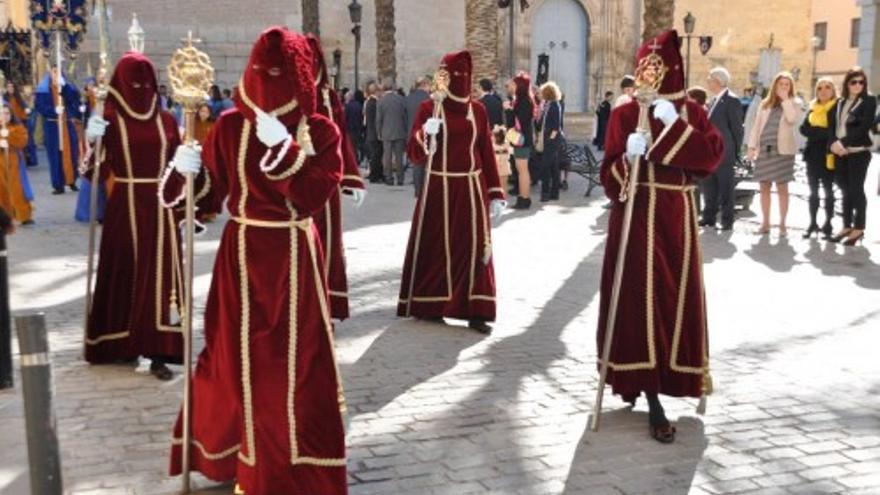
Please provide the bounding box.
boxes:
[821,222,833,240]
[468,319,492,334]
[802,223,819,239]
[540,195,551,203]
[550,193,560,201]
[149,360,174,381]
[698,219,714,227]
[384,178,394,186]
[69,184,78,192]
[22,219,35,226]
[51,188,64,195]
[719,223,733,231]
[560,181,569,191]
[396,178,404,186]
[512,197,531,210]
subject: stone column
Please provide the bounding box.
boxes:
[859,0,880,94]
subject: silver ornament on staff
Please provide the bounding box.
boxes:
[590,49,664,433]
[82,0,112,348]
[166,31,214,494]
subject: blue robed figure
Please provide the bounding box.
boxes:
[35,70,81,194]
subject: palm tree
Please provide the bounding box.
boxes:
[375,0,397,85]
[465,0,498,93]
[642,0,674,42]
[302,0,320,36]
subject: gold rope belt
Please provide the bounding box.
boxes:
[232,216,312,230]
[428,169,482,178]
[638,181,696,192]
[115,177,161,184]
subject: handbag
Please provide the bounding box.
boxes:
[506,116,525,147]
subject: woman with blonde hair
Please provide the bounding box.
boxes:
[747,71,802,236]
[827,67,876,246]
[538,81,563,202]
[799,77,838,239]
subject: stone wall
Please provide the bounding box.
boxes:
[76,0,465,93]
[674,0,814,97]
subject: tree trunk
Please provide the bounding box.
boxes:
[642,0,675,42]
[465,0,499,94]
[302,0,320,36]
[375,0,397,86]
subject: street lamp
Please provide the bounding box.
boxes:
[332,47,342,90]
[127,12,145,54]
[683,11,695,88]
[811,35,823,87]
[348,0,362,92]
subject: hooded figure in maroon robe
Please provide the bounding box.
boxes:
[307,35,366,321]
[83,51,183,380]
[398,50,506,334]
[596,30,723,442]
[163,27,347,494]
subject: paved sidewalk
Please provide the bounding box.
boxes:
[1,156,879,495]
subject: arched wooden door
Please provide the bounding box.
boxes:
[530,0,590,112]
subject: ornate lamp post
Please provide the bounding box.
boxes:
[332,47,342,90]
[348,0,362,92]
[127,13,145,54]
[811,35,823,87]
[683,11,696,89]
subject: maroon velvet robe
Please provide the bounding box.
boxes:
[84,106,184,364]
[397,98,505,321]
[164,106,347,494]
[596,98,723,399]
[313,87,364,320]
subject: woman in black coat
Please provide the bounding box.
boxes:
[827,67,877,246]
[539,81,564,202]
[798,78,838,239]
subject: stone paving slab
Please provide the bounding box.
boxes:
[0,154,879,494]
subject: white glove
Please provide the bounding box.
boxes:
[0,139,7,149]
[652,98,678,127]
[55,105,65,116]
[171,144,202,174]
[344,188,367,208]
[626,132,648,161]
[490,199,506,219]
[422,118,442,136]
[255,110,290,148]
[78,104,86,114]
[86,116,109,142]
[0,129,8,138]
[25,108,31,115]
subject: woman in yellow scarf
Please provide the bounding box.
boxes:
[798,77,838,239]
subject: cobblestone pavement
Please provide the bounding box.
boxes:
[1,153,879,495]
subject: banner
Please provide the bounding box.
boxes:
[29,0,89,54]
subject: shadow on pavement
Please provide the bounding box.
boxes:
[563,409,707,494]
[744,235,799,272]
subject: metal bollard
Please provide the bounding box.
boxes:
[0,231,11,389]
[15,313,63,495]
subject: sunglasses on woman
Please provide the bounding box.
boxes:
[849,79,866,86]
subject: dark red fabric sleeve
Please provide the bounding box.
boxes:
[646,102,723,178]
[263,114,343,218]
[474,103,504,201]
[406,101,434,166]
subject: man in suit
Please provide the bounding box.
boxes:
[479,78,504,128]
[406,78,431,195]
[376,80,409,186]
[593,91,613,150]
[364,82,384,183]
[701,67,744,230]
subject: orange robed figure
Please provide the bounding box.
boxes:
[163,27,347,495]
[596,30,723,443]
